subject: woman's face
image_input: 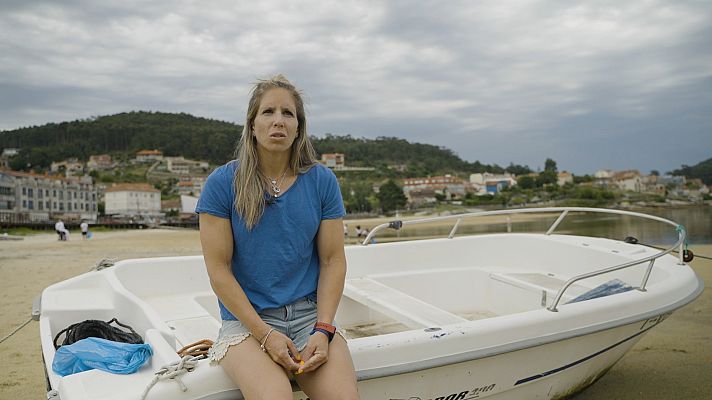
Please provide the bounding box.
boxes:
[252,87,299,155]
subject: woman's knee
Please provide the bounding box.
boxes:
[220,342,294,399]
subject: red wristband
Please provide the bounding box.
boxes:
[311,322,336,342]
[314,322,336,334]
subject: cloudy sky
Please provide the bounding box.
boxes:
[1,0,710,174]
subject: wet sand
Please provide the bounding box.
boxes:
[1,229,710,399]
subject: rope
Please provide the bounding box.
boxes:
[53,318,143,349]
[140,355,200,400]
[0,317,32,345]
[88,257,117,271]
[676,225,690,252]
[177,339,213,359]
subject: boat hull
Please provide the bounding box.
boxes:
[292,316,663,400]
[38,218,703,400]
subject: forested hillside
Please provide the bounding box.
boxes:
[0,112,239,168]
[670,158,712,185]
[1,111,523,176]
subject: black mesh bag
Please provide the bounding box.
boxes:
[53,318,143,349]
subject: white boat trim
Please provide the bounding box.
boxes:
[356,280,702,381]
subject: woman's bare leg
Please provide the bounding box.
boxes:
[219,337,294,400]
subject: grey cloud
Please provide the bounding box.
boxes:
[1,0,710,174]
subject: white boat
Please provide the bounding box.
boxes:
[38,207,703,400]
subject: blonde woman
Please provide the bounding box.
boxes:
[196,75,359,399]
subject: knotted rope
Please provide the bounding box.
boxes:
[88,257,117,271]
[177,339,213,359]
[140,355,200,400]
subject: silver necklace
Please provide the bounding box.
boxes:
[265,169,288,197]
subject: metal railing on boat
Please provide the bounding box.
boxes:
[361,207,687,312]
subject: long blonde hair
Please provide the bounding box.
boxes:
[234,75,317,229]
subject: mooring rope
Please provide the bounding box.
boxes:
[140,355,201,400]
[0,317,33,345]
[88,257,117,271]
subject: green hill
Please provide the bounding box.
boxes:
[670,157,712,185]
[0,111,524,177]
[0,111,239,168]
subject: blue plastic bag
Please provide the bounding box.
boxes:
[567,279,633,304]
[52,337,153,377]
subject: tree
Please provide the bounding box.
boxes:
[536,170,557,187]
[505,163,532,176]
[517,175,536,189]
[377,180,407,213]
[544,158,558,173]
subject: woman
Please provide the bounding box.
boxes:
[196,75,359,399]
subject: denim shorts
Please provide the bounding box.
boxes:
[208,297,322,364]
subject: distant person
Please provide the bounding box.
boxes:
[80,221,89,240]
[195,75,359,399]
[355,225,363,237]
[54,220,67,241]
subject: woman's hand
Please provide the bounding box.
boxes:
[262,330,301,372]
[297,332,329,374]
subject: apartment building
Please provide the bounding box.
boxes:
[0,169,98,223]
[104,183,162,219]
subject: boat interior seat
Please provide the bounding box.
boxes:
[343,277,468,329]
[165,316,221,348]
[489,272,590,307]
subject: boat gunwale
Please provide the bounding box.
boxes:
[361,207,688,311]
[353,273,703,381]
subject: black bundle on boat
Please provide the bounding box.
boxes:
[53,318,143,349]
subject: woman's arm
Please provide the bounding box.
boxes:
[315,218,348,324]
[299,217,347,373]
[200,213,300,370]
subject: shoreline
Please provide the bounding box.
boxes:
[1,229,710,399]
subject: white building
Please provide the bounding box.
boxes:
[0,148,19,169]
[557,171,574,186]
[87,154,114,171]
[136,150,163,163]
[105,183,162,219]
[0,169,98,223]
[594,169,614,179]
[165,157,209,174]
[403,175,466,201]
[613,170,643,192]
[470,173,517,195]
[50,158,85,176]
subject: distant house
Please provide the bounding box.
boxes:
[470,173,517,195]
[402,175,466,201]
[161,198,181,214]
[176,177,205,196]
[0,148,19,169]
[594,169,614,179]
[87,154,114,171]
[50,158,84,176]
[557,171,574,187]
[320,153,345,169]
[136,150,164,163]
[104,183,162,219]
[613,170,643,192]
[165,156,208,174]
[405,188,438,206]
[180,195,199,216]
[485,180,511,194]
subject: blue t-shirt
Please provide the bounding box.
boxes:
[195,161,345,318]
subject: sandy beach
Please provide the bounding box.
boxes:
[1,229,710,399]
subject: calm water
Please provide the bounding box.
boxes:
[374,206,712,245]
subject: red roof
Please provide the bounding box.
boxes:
[105,183,160,193]
[136,150,163,156]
